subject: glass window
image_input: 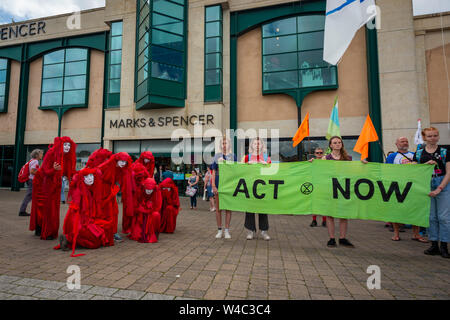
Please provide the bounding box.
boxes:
[153,13,183,35]
[111,50,122,64]
[66,48,88,62]
[43,64,64,78]
[106,21,123,106]
[41,91,63,106]
[205,22,220,37]
[111,21,123,36]
[42,78,63,92]
[64,75,86,90]
[206,6,221,22]
[151,45,183,67]
[263,35,297,55]
[263,52,297,72]
[262,15,337,92]
[263,71,298,90]
[65,61,87,76]
[109,65,121,79]
[0,59,7,112]
[41,48,89,107]
[151,62,183,82]
[204,5,223,102]
[205,53,221,70]
[205,69,221,86]
[44,50,65,64]
[205,37,221,53]
[262,17,296,37]
[63,90,85,105]
[153,0,184,19]
[152,29,183,51]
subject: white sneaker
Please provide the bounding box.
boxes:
[246,231,255,240]
[224,229,231,239]
[210,208,216,212]
[215,229,223,238]
[261,231,271,241]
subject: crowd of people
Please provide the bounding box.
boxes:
[17,126,449,259]
[18,138,180,257]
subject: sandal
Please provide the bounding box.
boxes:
[411,236,428,243]
[391,236,401,241]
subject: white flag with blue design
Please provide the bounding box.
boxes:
[324,0,377,65]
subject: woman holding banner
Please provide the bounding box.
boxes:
[414,127,450,259]
[323,136,354,248]
[243,137,271,241]
[211,137,236,239]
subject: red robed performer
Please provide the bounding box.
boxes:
[57,168,115,257]
[133,151,155,178]
[30,136,77,240]
[129,178,161,243]
[86,148,112,168]
[97,152,134,235]
[159,178,180,233]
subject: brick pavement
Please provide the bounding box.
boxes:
[0,190,449,300]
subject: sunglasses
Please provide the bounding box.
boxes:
[315,152,323,154]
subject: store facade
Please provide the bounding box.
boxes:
[0,0,448,190]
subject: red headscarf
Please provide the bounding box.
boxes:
[135,151,155,178]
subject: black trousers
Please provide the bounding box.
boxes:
[245,212,269,231]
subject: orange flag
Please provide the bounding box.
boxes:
[292,112,310,147]
[353,114,379,160]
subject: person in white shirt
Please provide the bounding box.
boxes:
[19,149,43,216]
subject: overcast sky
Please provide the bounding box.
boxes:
[0,0,449,25]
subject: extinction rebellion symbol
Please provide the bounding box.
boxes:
[300,182,313,195]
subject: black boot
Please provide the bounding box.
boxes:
[35,225,41,236]
[440,242,450,259]
[424,241,440,255]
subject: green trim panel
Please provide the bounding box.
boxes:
[0,59,10,113]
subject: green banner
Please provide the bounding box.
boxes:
[218,161,434,227]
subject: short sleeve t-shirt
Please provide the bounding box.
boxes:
[29,159,39,180]
[211,153,237,175]
[386,151,414,164]
[413,146,448,176]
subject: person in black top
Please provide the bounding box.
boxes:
[414,127,450,258]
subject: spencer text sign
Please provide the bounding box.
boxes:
[0,21,46,41]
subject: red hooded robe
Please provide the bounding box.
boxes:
[133,151,155,178]
[59,167,114,257]
[159,178,180,233]
[97,152,134,235]
[86,148,113,168]
[129,178,161,243]
[30,136,77,240]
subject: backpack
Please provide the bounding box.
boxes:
[415,147,447,165]
[17,160,32,183]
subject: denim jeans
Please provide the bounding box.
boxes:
[429,176,450,242]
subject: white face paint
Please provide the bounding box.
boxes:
[145,189,153,195]
[144,159,150,164]
[84,174,94,186]
[117,160,127,168]
[63,142,71,153]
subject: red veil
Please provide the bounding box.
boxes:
[159,178,180,233]
[134,151,155,178]
[30,136,77,240]
[59,167,114,257]
[97,152,134,235]
[129,178,161,243]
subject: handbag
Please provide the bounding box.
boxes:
[186,186,197,197]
